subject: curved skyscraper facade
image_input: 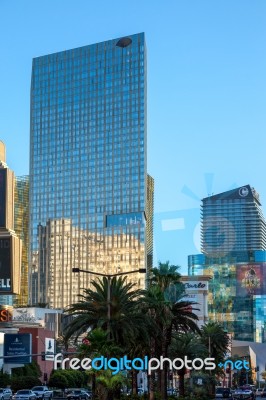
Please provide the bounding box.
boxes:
[189,185,266,342]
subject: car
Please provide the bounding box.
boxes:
[261,388,266,398]
[12,390,37,400]
[66,390,91,400]
[232,388,254,399]
[0,389,12,400]
[256,387,263,396]
[31,387,53,400]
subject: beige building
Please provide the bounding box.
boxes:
[32,218,146,309]
[180,275,211,327]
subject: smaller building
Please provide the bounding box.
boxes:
[19,326,55,383]
[180,275,211,327]
[13,307,64,338]
[232,340,266,385]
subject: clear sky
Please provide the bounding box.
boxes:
[0,0,265,273]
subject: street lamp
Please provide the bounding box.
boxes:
[72,267,146,337]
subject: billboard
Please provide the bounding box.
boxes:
[236,264,266,296]
[45,338,55,361]
[4,333,32,364]
[0,236,21,295]
[0,238,11,292]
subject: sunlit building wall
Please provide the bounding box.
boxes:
[14,176,29,306]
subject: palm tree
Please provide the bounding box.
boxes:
[142,269,200,400]
[201,321,230,360]
[95,369,127,400]
[64,277,149,398]
[169,332,206,397]
[78,328,123,398]
[64,276,146,348]
[200,321,230,396]
[149,261,181,291]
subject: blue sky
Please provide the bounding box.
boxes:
[0,0,265,272]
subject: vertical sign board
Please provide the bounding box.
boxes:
[45,338,55,361]
[0,169,6,228]
[4,334,32,364]
[0,238,11,293]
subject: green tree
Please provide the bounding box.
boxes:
[64,276,145,348]
[48,370,69,390]
[149,261,181,290]
[64,277,149,398]
[0,371,11,387]
[12,361,42,378]
[169,332,206,397]
[11,376,42,392]
[95,369,127,400]
[200,321,230,396]
[143,263,200,400]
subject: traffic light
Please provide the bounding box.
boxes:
[41,352,46,361]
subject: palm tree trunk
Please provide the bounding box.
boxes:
[149,371,155,400]
[160,326,171,400]
[92,373,96,398]
[178,368,186,397]
[160,367,168,400]
[132,370,137,395]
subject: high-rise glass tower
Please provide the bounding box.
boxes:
[201,185,266,256]
[189,185,266,342]
[29,33,153,308]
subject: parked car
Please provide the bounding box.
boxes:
[0,389,13,400]
[31,387,53,400]
[232,388,254,399]
[261,388,266,398]
[256,387,263,396]
[12,390,37,400]
[66,390,90,400]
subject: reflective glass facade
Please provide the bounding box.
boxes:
[29,33,153,308]
[189,184,266,342]
[14,176,29,306]
[201,185,266,256]
[189,251,266,342]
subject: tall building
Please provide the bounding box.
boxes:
[14,176,29,306]
[29,33,153,308]
[189,185,266,342]
[0,141,22,305]
[201,185,266,256]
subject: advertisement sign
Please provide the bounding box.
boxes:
[4,333,32,364]
[45,338,55,361]
[183,281,208,291]
[236,264,266,296]
[0,170,6,227]
[0,238,11,292]
[0,306,12,323]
